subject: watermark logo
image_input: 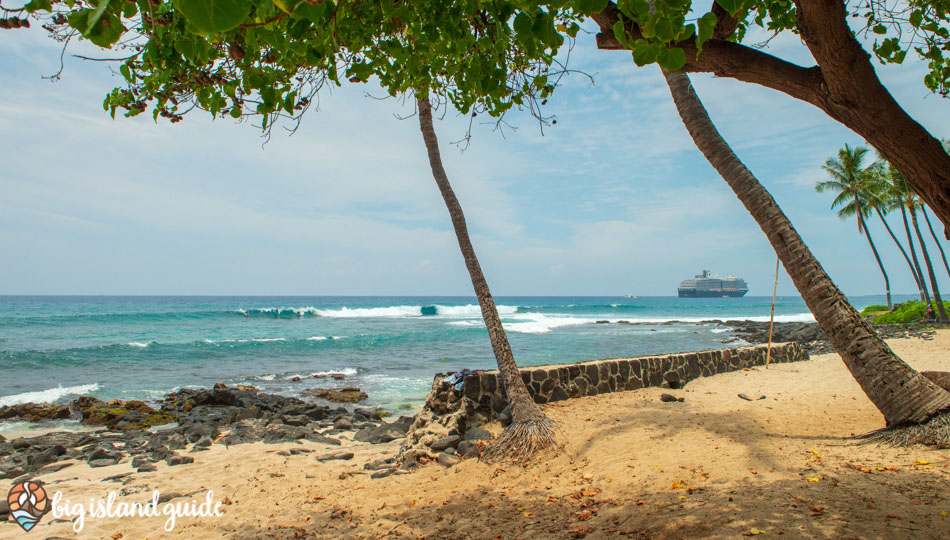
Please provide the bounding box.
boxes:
[7,480,51,532]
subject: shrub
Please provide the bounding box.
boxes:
[872,300,950,324]
[860,304,889,315]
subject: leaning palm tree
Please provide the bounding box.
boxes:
[921,205,950,281]
[888,168,933,304]
[816,145,891,310]
[892,170,949,323]
[415,96,554,461]
[661,69,950,445]
[869,162,928,302]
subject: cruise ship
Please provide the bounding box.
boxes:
[678,270,749,298]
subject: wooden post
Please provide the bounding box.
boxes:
[766,257,780,368]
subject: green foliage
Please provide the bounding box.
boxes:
[22,0,950,130]
[872,300,950,323]
[860,304,889,315]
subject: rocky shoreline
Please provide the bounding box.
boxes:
[0,383,417,486]
[1,318,941,491]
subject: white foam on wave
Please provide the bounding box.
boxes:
[447,321,481,327]
[127,341,151,348]
[310,368,359,377]
[602,313,816,325]
[313,306,423,318]
[306,336,328,341]
[0,383,100,407]
[503,314,591,334]
[434,304,518,316]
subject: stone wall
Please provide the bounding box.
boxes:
[401,343,808,461]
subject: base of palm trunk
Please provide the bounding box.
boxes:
[480,416,559,463]
[859,411,950,449]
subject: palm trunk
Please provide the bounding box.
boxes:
[661,69,950,426]
[875,207,925,303]
[415,96,553,459]
[921,206,950,281]
[902,205,932,303]
[911,207,949,324]
[858,207,891,310]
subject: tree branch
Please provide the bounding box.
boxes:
[591,2,830,112]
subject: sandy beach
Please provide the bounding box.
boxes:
[3,332,949,540]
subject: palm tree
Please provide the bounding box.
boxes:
[869,162,928,302]
[921,205,950,281]
[816,145,891,310]
[891,170,949,323]
[415,96,554,461]
[661,69,950,439]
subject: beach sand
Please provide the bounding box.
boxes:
[4,333,949,540]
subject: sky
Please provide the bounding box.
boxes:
[2,16,949,297]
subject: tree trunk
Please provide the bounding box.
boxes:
[902,205,932,304]
[875,207,925,303]
[921,206,950,281]
[911,207,949,324]
[661,69,950,426]
[590,1,950,235]
[858,203,891,309]
[415,96,549,432]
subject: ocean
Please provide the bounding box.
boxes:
[0,294,897,432]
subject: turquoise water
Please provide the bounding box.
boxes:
[0,295,899,418]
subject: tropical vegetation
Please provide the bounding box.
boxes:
[7,0,950,449]
[818,144,950,324]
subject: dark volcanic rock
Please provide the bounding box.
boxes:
[0,403,71,422]
[316,451,354,462]
[302,387,368,403]
[464,427,491,441]
[429,435,461,452]
[71,396,176,431]
[354,418,411,444]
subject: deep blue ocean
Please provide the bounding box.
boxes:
[0,294,900,432]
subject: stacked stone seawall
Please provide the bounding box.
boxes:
[401,343,809,460]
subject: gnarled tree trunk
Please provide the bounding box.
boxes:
[591,0,950,235]
[416,96,554,461]
[661,69,950,428]
[922,206,950,281]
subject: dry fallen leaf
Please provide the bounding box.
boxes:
[743,528,764,536]
[806,477,821,482]
[914,460,929,465]
[886,515,901,520]
[671,482,684,489]
[111,534,123,540]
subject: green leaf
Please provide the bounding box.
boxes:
[632,39,657,66]
[85,0,109,35]
[655,17,675,42]
[657,46,687,71]
[23,0,53,13]
[872,24,887,35]
[174,0,252,34]
[909,10,922,28]
[714,0,743,17]
[697,11,717,44]
[513,12,532,37]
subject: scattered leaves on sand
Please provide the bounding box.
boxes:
[670,482,684,489]
[805,477,821,482]
[743,527,764,536]
[111,534,123,539]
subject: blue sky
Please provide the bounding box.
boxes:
[2,19,949,297]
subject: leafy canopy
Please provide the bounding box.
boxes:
[17,0,950,129]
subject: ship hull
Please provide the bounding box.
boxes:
[678,289,748,298]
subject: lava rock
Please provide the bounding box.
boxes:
[88,458,118,468]
[464,427,491,441]
[316,451,354,462]
[302,387,368,403]
[437,453,460,467]
[371,468,396,479]
[165,455,194,466]
[457,440,479,459]
[429,435,461,452]
[660,393,683,403]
